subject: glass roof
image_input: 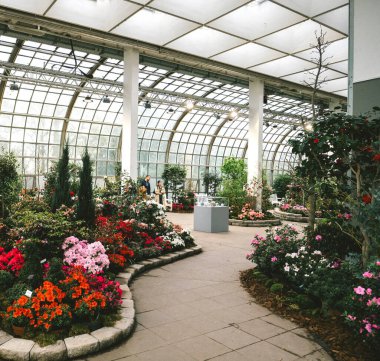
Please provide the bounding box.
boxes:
[0,0,349,98]
[0,32,330,191]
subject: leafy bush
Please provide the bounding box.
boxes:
[162,164,186,202]
[0,270,14,292]
[0,151,21,218]
[202,172,222,196]
[273,173,292,198]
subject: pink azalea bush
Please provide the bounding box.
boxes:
[344,261,380,341]
[62,236,110,274]
[238,204,265,221]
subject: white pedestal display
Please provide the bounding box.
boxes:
[194,206,229,233]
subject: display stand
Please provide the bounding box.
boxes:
[193,196,229,233]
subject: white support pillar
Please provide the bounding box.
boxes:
[247,78,264,210]
[122,47,139,180]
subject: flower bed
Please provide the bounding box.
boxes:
[0,190,197,348]
[273,207,323,223]
[229,203,279,226]
[246,225,380,354]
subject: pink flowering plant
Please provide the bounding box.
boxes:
[238,204,266,221]
[247,224,301,275]
[62,236,110,274]
[344,261,380,343]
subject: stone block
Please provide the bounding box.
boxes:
[91,327,123,350]
[0,331,12,346]
[0,338,35,361]
[120,306,135,319]
[64,334,99,359]
[30,340,67,361]
[113,318,134,337]
[121,299,134,309]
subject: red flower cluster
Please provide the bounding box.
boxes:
[362,194,372,204]
[0,247,24,275]
[373,154,380,162]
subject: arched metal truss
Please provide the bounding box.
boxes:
[0,33,325,190]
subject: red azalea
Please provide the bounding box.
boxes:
[313,138,319,144]
[361,146,373,153]
[373,154,380,162]
[362,194,372,204]
[69,191,75,197]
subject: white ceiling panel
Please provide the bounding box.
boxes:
[295,38,348,65]
[257,20,345,54]
[112,9,198,46]
[282,68,345,85]
[328,60,348,74]
[0,0,53,14]
[333,89,348,97]
[315,5,349,34]
[211,43,285,68]
[167,27,246,58]
[46,0,140,32]
[274,0,348,17]
[149,0,250,24]
[131,0,151,4]
[210,1,305,40]
[319,77,348,92]
[250,56,315,78]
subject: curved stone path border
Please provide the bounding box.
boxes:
[229,219,281,227]
[273,208,322,223]
[0,245,202,361]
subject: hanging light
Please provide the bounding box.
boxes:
[263,94,268,104]
[214,113,221,120]
[185,100,194,111]
[144,100,152,109]
[9,82,20,91]
[83,95,93,103]
[102,95,111,104]
[228,109,238,121]
[265,121,270,127]
[167,107,175,113]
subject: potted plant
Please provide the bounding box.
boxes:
[5,295,33,336]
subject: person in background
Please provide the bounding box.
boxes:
[154,180,167,207]
[140,175,151,197]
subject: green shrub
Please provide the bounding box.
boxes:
[0,270,14,292]
[0,151,22,218]
[46,257,65,284]
[5,282,28,304]
[162,164,187,202]
[273,173,292,198]
[270,283,284,294]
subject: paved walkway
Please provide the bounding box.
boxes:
[86,213,332,361]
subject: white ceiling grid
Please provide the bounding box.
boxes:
[0,0,349,97]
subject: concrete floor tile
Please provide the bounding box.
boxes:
[150,320,200,343]
[231,302,272,319]
[267,332,321,357]
[137,345,196,361]
[208,350,251,361]
[206,326,260,350]
[210,292,249,307]
[176,335,231,361]
[302,349,334,360]
[239,318,286,339]
[237,341,299,361]
[182,314,229,334]
[187,298,226,314]
[120,329,167,355]
[159,302,202,320]
[136,310,175,328]
[261,314,298,330]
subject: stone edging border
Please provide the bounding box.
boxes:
[0,245,203,361]
[229,218,281,227]
[273,208,322,223]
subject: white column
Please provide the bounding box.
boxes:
[247,78,264,210]
[122,47,139,179]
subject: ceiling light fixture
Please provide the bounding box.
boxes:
[9,82,20,91]
[102,95,111,104]
[144,101,152,109]
[263,95,268,104]
[228,110,238,121]
[83,95,93,103]
[185,100,194,111]
[214,113,221,120]
[265,121,270,127]
[167,107,174,113]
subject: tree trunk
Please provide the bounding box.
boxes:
[361,226,370,268]
[308,178,316,230]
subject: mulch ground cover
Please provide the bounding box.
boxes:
[240,269,377,361]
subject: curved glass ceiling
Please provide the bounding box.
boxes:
[1,34,317,190]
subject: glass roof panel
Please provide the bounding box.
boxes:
[282,68,345,85]
[0,0,53,14]
[315,5,349,34]
[274,0,348,17]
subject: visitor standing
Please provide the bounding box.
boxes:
[140,175,151,198]
[154,180,167,207]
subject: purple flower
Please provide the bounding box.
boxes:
[315,235,322,241]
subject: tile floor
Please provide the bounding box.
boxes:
[83,213,332,361]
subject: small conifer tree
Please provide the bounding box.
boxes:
[51,143,71,211]
[77,148,95,227]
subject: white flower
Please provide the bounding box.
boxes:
[312,250,322,255]
[284,264,290,272]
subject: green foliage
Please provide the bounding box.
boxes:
[0,150,21,218]
[273,173,292,198]
[219,158,247,217]
[46,257,65,284]
[308,221,361,258]
[51,144,72,212]
[0,270,14,292]
[5,282,28,304]
[77,148,95,227]
[202,172,222,196]
[162,164,187,202]
[270,283,284,294]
